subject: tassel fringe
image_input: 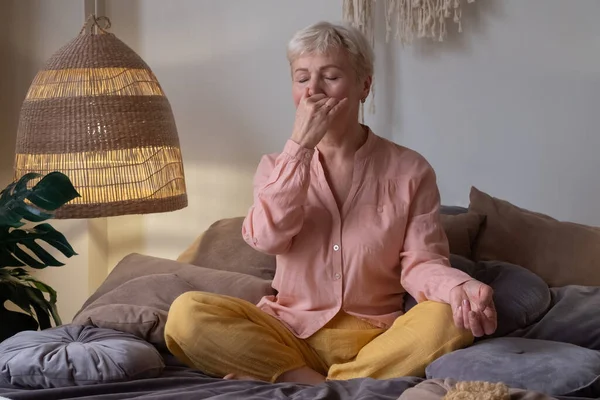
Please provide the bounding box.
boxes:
[343,0,475,46]
[343,0,475,116]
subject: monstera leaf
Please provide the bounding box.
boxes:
[0,172,80,268]
[0,172,80,229]
[0,267,61,329]
[0,172,80,337]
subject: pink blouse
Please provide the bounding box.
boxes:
[242,129,472,339]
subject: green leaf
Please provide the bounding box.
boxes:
[1,223,77,269]
[7,267,30,278]
[0,182,15,201]
[0,208,26,229]
[0,282,34,317]
[0,271,62,327]
[0,172,80,229]
[27,172,81,212]
[6,232,64,268]
[0,174,43,228]
[31,224,77,257]
[14,202,53,223]
[9,244,54,269]
[25,278,61,326]
[14,173,41,193]
[0,247,25,267]
[25,286,52,329]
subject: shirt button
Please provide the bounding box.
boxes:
[333,244,340,251]
[334,273,341,280]
[377,206,383,213]
[304,152,311,159]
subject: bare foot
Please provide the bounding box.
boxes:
[276,366,326,385]
[223,373,265,381]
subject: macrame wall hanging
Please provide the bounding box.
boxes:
[343,0,476,45]
[343,0,476,118]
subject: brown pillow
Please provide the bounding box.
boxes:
[469,186,600,287]
[74,253,276,347]
[440,212,485,259]
[73,274,193,346]
[177,217,276,280]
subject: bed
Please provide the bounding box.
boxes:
[1,186,599,400]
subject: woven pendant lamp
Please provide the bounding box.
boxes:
[13,15,187,219]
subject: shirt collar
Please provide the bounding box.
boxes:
[313,125,377,163]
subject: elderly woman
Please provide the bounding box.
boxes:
[165,21,497,385]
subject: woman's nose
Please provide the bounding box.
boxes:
[308,80,324,96]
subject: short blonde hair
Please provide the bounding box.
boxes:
[287,21,374,80]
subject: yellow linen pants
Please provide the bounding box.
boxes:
[164,292,473,383]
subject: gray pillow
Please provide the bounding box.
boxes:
[0,325,164,389]
[509,286,600,351]
[426,337,600,397]
[473,260,551,338]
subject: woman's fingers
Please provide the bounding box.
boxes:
[452,302,464,330]
[469,311,485,337]
[449,288,467,330]
[462,299,471,330]
[323,97,339,108]
[312,97,332,110]
[327,98,347,117]
[482,305,498,335]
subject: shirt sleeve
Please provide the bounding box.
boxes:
[242,139,314,255]
[399,164,473,304]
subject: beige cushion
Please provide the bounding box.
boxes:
[177,217,276,280]
[440,212,485,259]
[469,186,600,287]
[74,253,275,347]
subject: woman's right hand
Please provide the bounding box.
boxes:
[291,88,348,149]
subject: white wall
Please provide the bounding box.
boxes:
[105,0,345,261]
[378,0,600,226]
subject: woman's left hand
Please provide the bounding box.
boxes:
[449,280,497,337]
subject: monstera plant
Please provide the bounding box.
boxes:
[0,172,80,342]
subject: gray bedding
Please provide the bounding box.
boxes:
[0,364,422,400]
[0,365,589,400]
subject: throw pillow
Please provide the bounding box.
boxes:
[440,212,485,259]
[177,217,276,280]
[473,261,551,338]
[0,325,164,389]
[73,254,276,347]
[77,253,275,314]
[469,186,600,287]
[426,337,600,397]
[509,285,600,351]
[73,273,195,346]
